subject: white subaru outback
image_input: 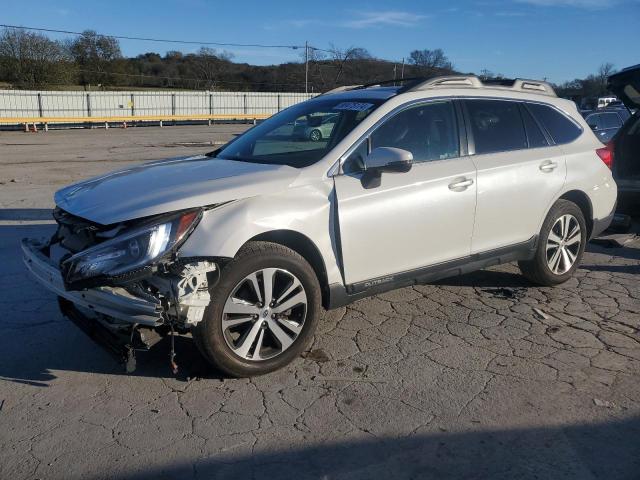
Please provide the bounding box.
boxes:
[22,76,617,377]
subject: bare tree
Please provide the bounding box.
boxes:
[328,45,372,85]
[478,69,504,80]
[596,62,615,95]
[408,49,453,74]
[0,28,72,87]
[192,47,234,89]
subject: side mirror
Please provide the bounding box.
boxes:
[361,147,413,189]
[366,147,413,171]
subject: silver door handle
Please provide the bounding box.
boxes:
[448,178,474,190]
[539,161,558,172]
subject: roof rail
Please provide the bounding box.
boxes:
[320,77,426,95]
[322,85,362,95]
[404,75,557,97]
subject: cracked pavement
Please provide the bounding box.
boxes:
[1,126,639,479]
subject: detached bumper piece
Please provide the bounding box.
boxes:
[21,238,164,326]
[58,297,164,372]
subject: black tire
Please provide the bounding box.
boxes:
[518,199,587,286]
[193,241,321,377]
[309,129,322,142]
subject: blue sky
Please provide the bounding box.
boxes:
[2,0,639,83]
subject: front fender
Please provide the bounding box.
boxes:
[177,181,343,285]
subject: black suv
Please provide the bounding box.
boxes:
[607,64,640,214]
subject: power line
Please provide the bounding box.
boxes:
[0,24,306,50]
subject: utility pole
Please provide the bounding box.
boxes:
[304,41,309,94]
[401,57,405,80]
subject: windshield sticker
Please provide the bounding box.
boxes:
[333,102,374,112]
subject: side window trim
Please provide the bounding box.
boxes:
[518,102,553,148]
[459,99,476,156]
[523,102,556,146]
[453,99,470,157]
[336,97,462,175]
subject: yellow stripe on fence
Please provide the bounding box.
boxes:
[0,113,271,124]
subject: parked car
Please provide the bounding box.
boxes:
[583,109,626,143]
[604,101,633,121]
[608,64,640,215]
[293,112,339,141]
[597,96,618,109]
[22,75,617,377]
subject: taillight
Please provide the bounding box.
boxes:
[596,140,614,169]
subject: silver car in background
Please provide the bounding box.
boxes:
[22,75,617,377]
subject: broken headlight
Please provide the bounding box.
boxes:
[62,210,200,287]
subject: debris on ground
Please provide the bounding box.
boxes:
[593,398,615,408]
[533,307,549,320]
[302,349,330,363]
[312,376,386,383]
[481,287,527,300]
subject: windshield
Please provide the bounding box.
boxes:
[216,98,383,167]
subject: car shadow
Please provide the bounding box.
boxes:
[434,269,532,289]
[97,416,640,480]
[0,208,53,221]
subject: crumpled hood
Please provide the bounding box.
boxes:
[55,155,301,224]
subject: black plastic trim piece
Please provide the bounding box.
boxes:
[459,99,476,156]
[522,102,556,146]
[327,236,537,309]
[453,99,469,157]
[58,297,164,371]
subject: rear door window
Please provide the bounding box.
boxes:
[465,99,527,154]
[526,103,582,144]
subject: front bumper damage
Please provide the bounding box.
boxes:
[22,238,217,372]
[23,238,165,326]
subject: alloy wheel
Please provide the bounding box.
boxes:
[221,268,308,361]
[546,214,581,275]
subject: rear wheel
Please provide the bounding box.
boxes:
[193,241,321,377]
[518,199,587,286]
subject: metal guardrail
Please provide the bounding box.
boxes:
[0,90,315,126]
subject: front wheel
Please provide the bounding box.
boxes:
[518,199,587,286]
[309,129,322,142]
[193,241,321,377]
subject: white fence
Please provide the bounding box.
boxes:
[0,90,315,125]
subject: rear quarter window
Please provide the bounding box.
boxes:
[600,113,623,129]
[526,103,582,145]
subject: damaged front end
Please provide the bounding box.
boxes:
[22,207,221,372]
